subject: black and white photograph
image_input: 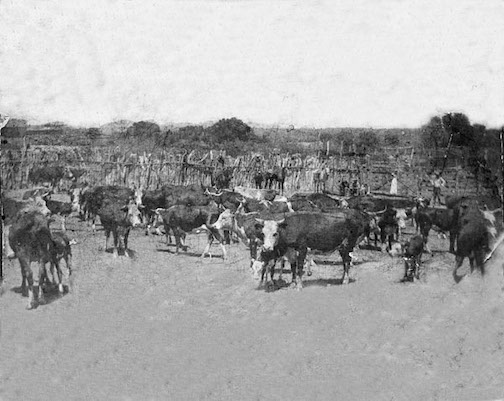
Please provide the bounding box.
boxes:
[1,0,504,399]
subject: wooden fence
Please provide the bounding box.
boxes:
[2,145,497,199]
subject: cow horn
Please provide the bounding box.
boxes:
[368,207,387,216]
[255,218,264,224]
[205,188,222,197]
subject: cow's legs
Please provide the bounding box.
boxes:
[51,258,64,294]
[4,225,16,259]
[340,250,352,284]
[453,255,465,283]
[295,247,307,289]
[36,261,49,306]
[111,230,119,258]
[104,229,111,252]
[201,232,214,258]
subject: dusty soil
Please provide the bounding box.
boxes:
[1,204,504,401]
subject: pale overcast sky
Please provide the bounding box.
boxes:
[1,0,503,128]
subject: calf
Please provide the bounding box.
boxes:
[396,235,425,282]
[156,205,227,259]
[8,210,62,309]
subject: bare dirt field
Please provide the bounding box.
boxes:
[1,206,504,401]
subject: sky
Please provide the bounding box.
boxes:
[0,0,503,128]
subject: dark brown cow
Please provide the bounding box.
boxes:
[28,165,73,191]
[255,210,372,289]
[8,210,62,309]
[2,194,51,260]
[155,205,227,259]
[453,206,491,283]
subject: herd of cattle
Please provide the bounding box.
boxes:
[2,179,503,310]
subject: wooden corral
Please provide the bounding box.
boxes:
[0,145,500,202]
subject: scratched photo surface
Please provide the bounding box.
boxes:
[1,1,504,400]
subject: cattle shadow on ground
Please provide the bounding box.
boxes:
[104,248,138,258]
[10,284,69,307]
[302,277,356,287]
[154,248,225,259]
[358,244,382,251]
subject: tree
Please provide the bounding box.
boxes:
[356,130,379,154]
[384,132,400,147]
[420,116,449,150]
[205,118,253,143]
[126,121,161,139]
[442,113,474,147]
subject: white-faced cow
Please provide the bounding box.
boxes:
[97,199,142,258]
[254,210,372,289]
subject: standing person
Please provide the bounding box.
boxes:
[431,172,446,206]
[390,173,398,195]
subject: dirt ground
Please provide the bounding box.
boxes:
[1,202,504,401]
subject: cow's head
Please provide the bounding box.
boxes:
[256,218,285,251]
[133,186,144,207]
[122,202,142,227]
[33,196,51,217]
[212,209,234,231]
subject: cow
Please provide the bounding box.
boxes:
[238,198,292,214]
[97,199,142,258]
[288,193,344,212]
[415,207,458,254]
[42,196,75,231]
[378,205,399,251]
[22,187,51,200]
[78,185,136,232]
[265,166,287,194]
[2,194,51,260]
[387,235,425,282]
[139,186,173,236]
[453,207,491,283]
[155,205,227,259]
[347,194,417,212]
[205,189,244,212]
[254,210,372,289]
[234,186,278,202]
[44,231,75,289]
[253,171,265,189]
[28,165,73,192]
[8,210,62,309]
